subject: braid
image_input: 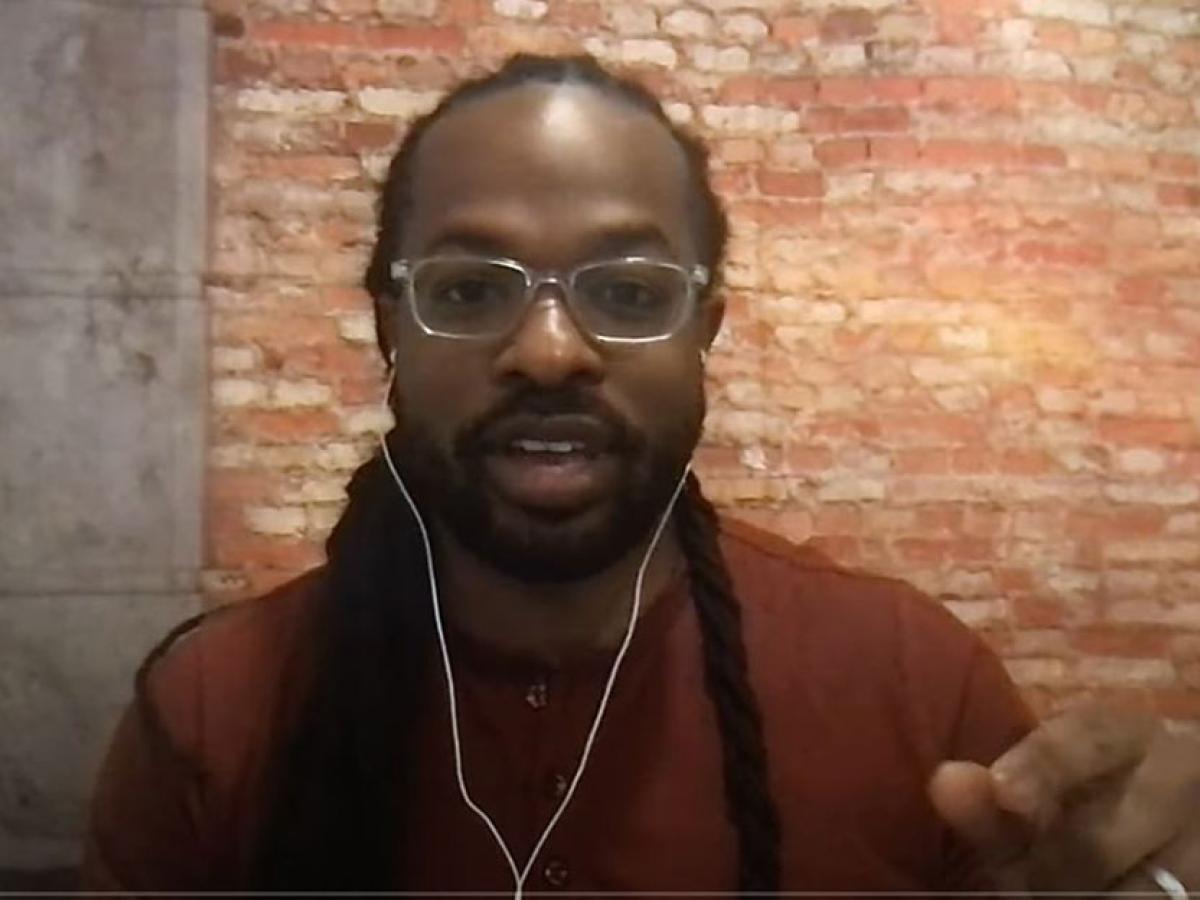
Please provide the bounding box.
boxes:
[675,472,782,894]
[252,453,433,888]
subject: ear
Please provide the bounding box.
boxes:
[374,293,402,367]
[699,291,725,352]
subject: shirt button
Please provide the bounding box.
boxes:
[524,678,549,710]
[542,857,570,888]
[545,771,569,802]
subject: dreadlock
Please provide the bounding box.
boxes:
[251,53,780,894]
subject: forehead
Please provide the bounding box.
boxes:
[402,84,696,264]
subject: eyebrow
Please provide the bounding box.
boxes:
[424,222,679,263]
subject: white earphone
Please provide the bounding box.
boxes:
[376,359,688,900]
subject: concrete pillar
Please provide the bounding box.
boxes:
[0,0,209,873]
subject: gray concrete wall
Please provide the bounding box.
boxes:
[0,0,209,870]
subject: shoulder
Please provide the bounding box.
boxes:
[717,515,1032,762]
[717,515,963,648]
[138,569,326,767]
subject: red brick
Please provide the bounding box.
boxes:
[249,21,359,46]
[1019,144,1067,168]
[820,9,877,43]
[1098,419,1196,446]
[784,445,835,471]
[215,314,338,348]
[814,504,862,534]
[950,447,994,474]
[720,76,819,107]
[895,448,948,475]
[343,121,398,152]
[818,77,875,105]
[1116,275,1167,305]
[895,539,947,565]
[737,200,822,228]
[804,106,843,134]
[1015,241,1108,268]
[364,26,464,53]
[806,536,861,565]
[693,445,748,474]
[919,505,966,534]
[999,450,1055,476]
[869,136,920,164]
[1066,509,1166,540]
[924,77,1016,110]
[772,15,819,48]
[712,167,756,195]
[938,13,981,44]
[871,77,923,103]
[949,538,993,562]
[1011,596,1072,629]
[840,106,910,134]
[1153,153,1200,179]
[923,139,1013,168]
[217,46,273,84]
[1034,22,1079,53]
[814,138,869,167]
[763,78,820,107]
[545,3,605,28]
[997,568,1035,592]
[1159,183,1200,208]
[212,13,246,38]
[210,534,324,572]
[757,170,825,198]
[219,409,343,443]
[273,48,341,87]
[249,155,362,182]
[250,21,463,53]
[1072,630,1171,658]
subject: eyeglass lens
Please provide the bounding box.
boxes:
[411,259,691,340]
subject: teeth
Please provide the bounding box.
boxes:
[512,439,582,454]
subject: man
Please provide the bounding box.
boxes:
[85,55,1198,895]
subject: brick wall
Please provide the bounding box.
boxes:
[204,0,1200,723]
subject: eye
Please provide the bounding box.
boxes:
[590,278,668,318]
[435,277,509,307]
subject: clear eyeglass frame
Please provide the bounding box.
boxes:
[388,255,711,345]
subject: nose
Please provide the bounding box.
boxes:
[493,285,604,387]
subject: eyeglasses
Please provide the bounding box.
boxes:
[389,255,710,343]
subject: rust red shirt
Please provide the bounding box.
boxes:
[84,519,1033,893]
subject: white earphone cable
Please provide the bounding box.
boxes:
[377,376,688,899]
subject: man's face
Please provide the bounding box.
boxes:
[384,84,720,582]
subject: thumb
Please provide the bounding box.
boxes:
[929,760,1032,881]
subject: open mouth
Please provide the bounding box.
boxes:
[478,415,623,513]
[508,438,593,457]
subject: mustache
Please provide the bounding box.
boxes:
[455,386,638,457]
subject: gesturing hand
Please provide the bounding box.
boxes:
[929,704,1200,895]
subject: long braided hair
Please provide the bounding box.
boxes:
[251,54,780,893]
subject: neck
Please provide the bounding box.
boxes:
[433,521,684,667]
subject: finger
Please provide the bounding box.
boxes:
[990,703,1156,827]
[1078,729,1200,884]
[1109,815,1200,898]
[1021,728,1200,891]
[929,760,1031,889]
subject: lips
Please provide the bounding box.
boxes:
[474,413,624,514]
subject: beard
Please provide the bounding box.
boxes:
[387,384,704,584]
